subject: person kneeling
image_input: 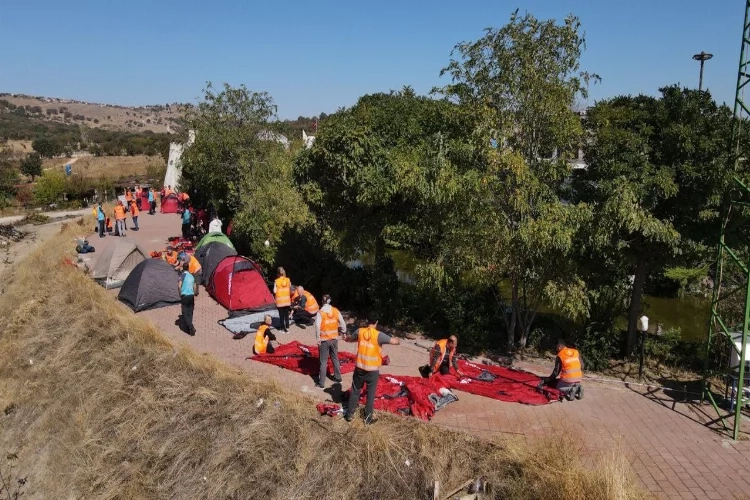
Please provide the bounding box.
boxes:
[419,335,464,379]
[541,339,584,401]
[253,315,278,355]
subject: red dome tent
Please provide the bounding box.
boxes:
[161,193,180,214]
[207,256,275,313]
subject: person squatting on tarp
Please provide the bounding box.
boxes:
[178,261,198,336]
[181,204,192,241]
[314,294,346,389]
[539,339,584,401]
[344,314,401,424]
[291,285,319,327]
[420,335,465,379]
[253,315,278,355]
[274,267,292,333]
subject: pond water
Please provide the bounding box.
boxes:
[350,249,711,343]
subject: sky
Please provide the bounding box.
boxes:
[0,1,744,119]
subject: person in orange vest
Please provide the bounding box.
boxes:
[314,294,345,389]
[125,188,133,204]
[343,313,400,424]
[421,335,464,379]
[542,339,584,401]
[176,252,203,284]
[129,200,139,230]
[162,245,179,266]
[291,285,319,328]
[113,200,127,237]
[273,267,292,332]
[253,315,278,355]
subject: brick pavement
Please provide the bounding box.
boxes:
[86,212,750,500]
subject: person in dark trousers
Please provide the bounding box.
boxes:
[344,314,401,424]
[148,188,156,215]
[253,315,278,354]
[314,294,346,389]
[420,335,464,378]
[181,204,192,240]
[96,202,106,238]
[292,285,318,327]
[273,267,292,332]
[178,262,198,336]
[540,339,584,401]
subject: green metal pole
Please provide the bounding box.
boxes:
[702,236,725,403]
[732,260,750,440]
[732,2,750,122]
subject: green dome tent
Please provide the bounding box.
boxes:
[195,232,235,251]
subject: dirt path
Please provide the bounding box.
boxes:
[0,217,85,275]
[0,208,90,226]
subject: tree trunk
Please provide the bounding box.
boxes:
[508,279,519,352]
[626,251,647,356]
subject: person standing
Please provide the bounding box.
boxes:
[181,204,192,240]
[253,315,277,355]
[314,294,345,388]
[273,267,292,332]
[96,202,106,238]
[129,200,139,231]
[344,314,400,424]
[148,188,156,215]
[178,262,198,336]
[114,200,126,237]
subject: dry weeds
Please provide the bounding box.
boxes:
[0,220,653,500]
[42,155,165,180]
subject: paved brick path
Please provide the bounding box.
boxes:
[85,212,750,500]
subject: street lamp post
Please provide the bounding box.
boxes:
[692,51,714,91]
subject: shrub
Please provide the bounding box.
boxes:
[33,170,66,205]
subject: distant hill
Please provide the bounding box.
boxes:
[0,93,184,133]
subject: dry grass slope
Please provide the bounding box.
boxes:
[42,155,166,180]
[0,220,653,500]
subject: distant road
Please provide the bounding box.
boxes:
[0,207,89,226]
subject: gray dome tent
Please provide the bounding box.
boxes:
[118,259,181,312]
[194,241,237,285]
[91,238,148,289]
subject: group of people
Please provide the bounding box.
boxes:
[95,185,159,238]
[264,266,585,423]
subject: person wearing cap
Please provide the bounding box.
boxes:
[343,313,400,424]
[314,294,346,389]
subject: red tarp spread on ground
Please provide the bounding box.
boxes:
[251,340,357,377]
[440,360,560,405]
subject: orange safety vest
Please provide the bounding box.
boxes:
[274,277,291,307]
[164,251,179,266]
[130,202,139,216]
[355,326,382,371]
[430,339,455,374]
[254,325,270,355]
[125,191,133,202]
[114,205,126,220]
[188,255,201,275]
[558,348,582,383]
[302,291,319,314]
[318,306,341,341]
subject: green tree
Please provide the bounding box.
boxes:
[575,87,738,354]
[33,170,66,205]
[435,11,594,350]
[179,83,309,260]
[0,142,18,203]
[21,152,43,181]
[32,137,60,158]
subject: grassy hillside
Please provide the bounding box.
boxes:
[0,219,650,500]
[0,94,181,133]
[42,155,165,181]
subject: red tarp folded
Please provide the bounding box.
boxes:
[438,360,559,404]
[251,340,357,377]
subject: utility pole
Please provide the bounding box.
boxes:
[693,51,714,91]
